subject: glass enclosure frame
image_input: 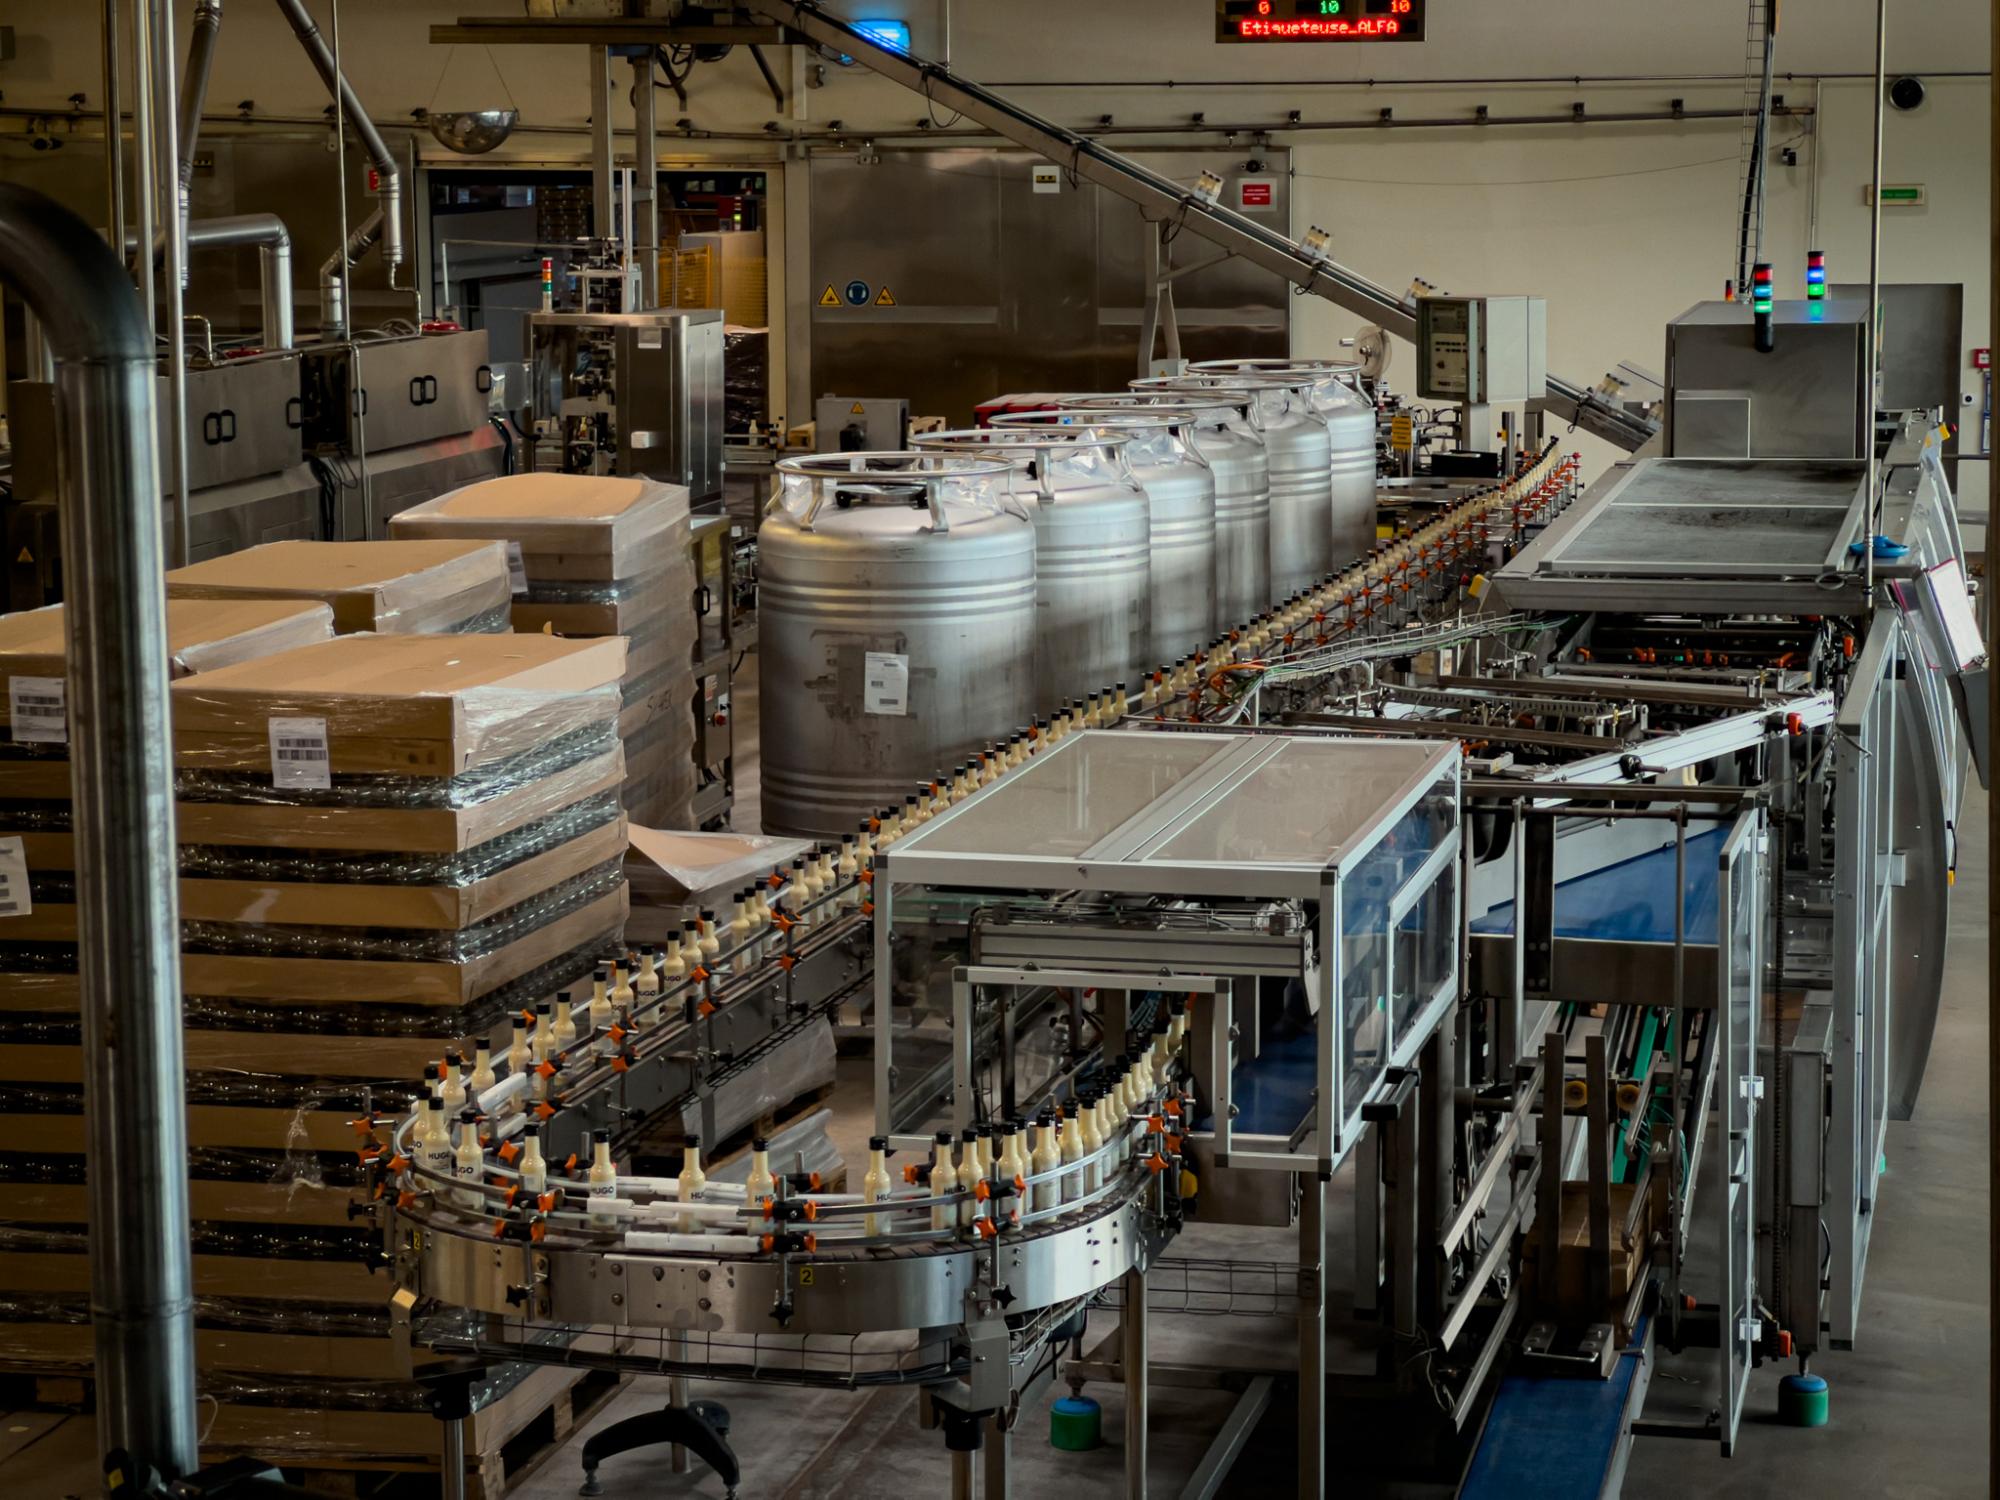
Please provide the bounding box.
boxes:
[875,731,1462,1170]
[1717,806,1765,1455]
[1827,613,1906,1346]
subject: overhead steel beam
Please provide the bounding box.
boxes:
[431,18,794,46]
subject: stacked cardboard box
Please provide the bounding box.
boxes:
[389,472,699,828]
[165,538,515,635]
[0,598,337,1389]
[0,627,631,1477]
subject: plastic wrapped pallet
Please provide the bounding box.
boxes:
[0,631,636,1445]
[389,472,699,829]
[165,539,515,635]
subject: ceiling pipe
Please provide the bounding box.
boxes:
[174,0,223,282]
[126,211,295,350]
[271,0,404,273]
[0,179,196,1484]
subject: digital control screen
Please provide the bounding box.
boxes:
[1216,0,1425,43]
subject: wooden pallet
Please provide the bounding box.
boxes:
[0,1369,90,1412]
[258,1365,627,1499]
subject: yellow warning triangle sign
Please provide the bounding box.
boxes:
[818,284,841,307]
[850,402,867,415]
[874,286,896,306]
[13,548,30,565]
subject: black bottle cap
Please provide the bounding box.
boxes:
[752,1136,769,1151]
[869,1134,888,1151]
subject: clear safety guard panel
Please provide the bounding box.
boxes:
[891,731,1457,896]
[1532,460,1865,578]
[1718,808,1764,1455]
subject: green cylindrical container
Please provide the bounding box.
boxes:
[1050,1394,1102,1451]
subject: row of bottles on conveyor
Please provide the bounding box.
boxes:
[392,994,1195,1250]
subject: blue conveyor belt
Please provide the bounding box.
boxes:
[1470,829,1725,946]
[1459,1314,1652,1500]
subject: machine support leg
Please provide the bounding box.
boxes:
[950,1447,973,1500]
[1297,1172,1326,1500]
[1585,1032,1614,1317]
[983,1407,1010,1500]
[440,1413,466,1500]
[1122,1266,1148,1500]
[669,1331,690,1473]
[1538,1032,1567,1310]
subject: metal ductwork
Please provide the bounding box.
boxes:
[191,213,295,349]
[174,0,223,278]
[272,0,404,289]
[319,207,383,335]
[0,182,198,1480]
[128,212,296,350]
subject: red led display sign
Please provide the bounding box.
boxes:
[1216,0,1425,43]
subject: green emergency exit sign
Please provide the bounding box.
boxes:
[1864,183,1927,206]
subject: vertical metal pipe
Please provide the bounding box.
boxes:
[1121,1265,1147,1500]
[1987,0,1997,1477]
[129,0,158,338]
[632,55,659,308]
[102,0,126,256]
[440,1415,467,1500]
[1863,0,1888,599]
[0,181,196,1481]
[152,0,191,568]
[590,48,614,244]
[176,0,223,277]
[1295,1172,1325,1500]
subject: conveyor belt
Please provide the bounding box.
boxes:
[1459,1313,1653,1500]
[1470,829,1725,946]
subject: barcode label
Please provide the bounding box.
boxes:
[863,652,909,716]
[9,676,66,744]
[268,715,332,790]
[506,540,529,597]
[0,837,32,919]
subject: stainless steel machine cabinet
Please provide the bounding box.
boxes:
[523,309,724,500]
[1193,358,1378,567]
[758,453,1037,837]
[996,410,1217,664]
[912,428,1150,705]
[1143,373,1332,600]
[1053,395,1271,632]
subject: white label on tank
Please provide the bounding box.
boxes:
[8,677,66,744]
[268,715,332,790]
[0,837,31,918]
[506,540,530,597]
[863,652,910,716]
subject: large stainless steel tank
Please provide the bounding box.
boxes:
[993,411,1216,665]
[912,427,1150,706]
[759,453,1036,837]
[1054,395,1270,629]
[1193,359,1380,568]
[1139,374,1330,601]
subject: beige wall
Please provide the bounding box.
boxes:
[4,1,1990,495]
